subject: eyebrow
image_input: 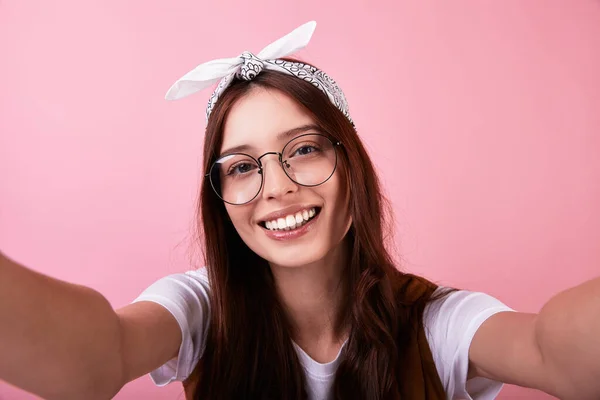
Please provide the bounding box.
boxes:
[219,124,322,157]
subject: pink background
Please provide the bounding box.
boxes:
[1,1,599,399]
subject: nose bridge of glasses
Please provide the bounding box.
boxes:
[258,151,295,193]
[257,151,284,170]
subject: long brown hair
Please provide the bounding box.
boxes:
[188,60,447,399]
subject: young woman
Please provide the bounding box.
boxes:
[1,21,599,400]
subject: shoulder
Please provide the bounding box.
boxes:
[131,267,212,386]
[392,272,511,324]
[135,267,210,297]
[424,288,514,399]
[132,266,211,337]
[423,288,513,333]
[394,272,439,306]
[392,272,515,398]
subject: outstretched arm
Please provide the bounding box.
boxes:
[469,277,600,399]
[0,251,182,400]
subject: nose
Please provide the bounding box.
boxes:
[260,154,298,200]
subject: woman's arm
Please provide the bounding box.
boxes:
[469,277,600,399]
[0,251,182,400]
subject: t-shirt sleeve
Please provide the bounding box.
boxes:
[424,289,515,400]
[131,268,211,386]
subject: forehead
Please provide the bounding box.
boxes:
[220,87,315,153]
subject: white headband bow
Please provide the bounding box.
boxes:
[164,21,354,126]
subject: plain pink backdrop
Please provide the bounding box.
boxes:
[1,1,599,399]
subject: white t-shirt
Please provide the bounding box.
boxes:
[133,268,514,400]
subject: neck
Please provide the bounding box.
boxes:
[270,238,350,346]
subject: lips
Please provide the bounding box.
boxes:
[260,208,321,241]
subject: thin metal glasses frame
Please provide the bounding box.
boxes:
[205,133,342,206]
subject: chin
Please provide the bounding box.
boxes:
[246,239,331,269]
[269,245,330,268]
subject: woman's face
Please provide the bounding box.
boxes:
[219,87,352,268]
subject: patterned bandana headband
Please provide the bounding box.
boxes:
[164,21,354,127]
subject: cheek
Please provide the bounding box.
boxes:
[331,168,350,209]
[324,174,352,230]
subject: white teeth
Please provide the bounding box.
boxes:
[286,215,296,228]
[264,207,318,231]
[277,218,286,229]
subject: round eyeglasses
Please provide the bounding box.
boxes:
[206,133,342,205]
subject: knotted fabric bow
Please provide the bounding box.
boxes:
[164,21,354,126]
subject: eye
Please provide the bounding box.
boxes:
[292,145,319,157]
[227,162,257,176]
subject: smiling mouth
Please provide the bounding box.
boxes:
[259,207,322,231]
